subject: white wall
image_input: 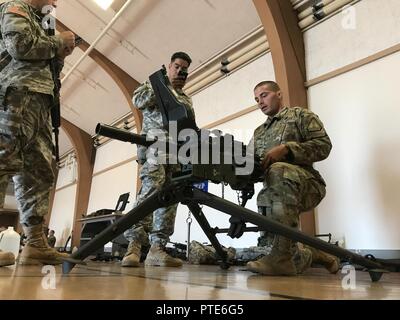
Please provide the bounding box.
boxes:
[310,51,400,250]
[88,137,138,214]
[88,161,138,214]
[193,53,275,127]
[4,195,17,210]
[304,0,400,80]
[49,184,77,247]
[56,161,77,189]
[93,138,137,174]
[305,0,400,251]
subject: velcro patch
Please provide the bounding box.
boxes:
[307,117,323,132]
[6,6,28,18]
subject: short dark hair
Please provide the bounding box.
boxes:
[171,52,192,66]
[254,81,280,92]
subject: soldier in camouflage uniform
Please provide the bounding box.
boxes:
[0,174,9,208]
[246,81,340,275]
[122,52,194,268]
[0,0,76,267]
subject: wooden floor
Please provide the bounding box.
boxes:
[0,261,399,300]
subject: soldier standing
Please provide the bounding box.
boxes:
[0,0,76,266]
[247,81,339,275]
[122,52,194,268]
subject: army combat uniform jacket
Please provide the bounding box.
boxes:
[0,0,63,98]
[251,107,331,186]
[0,1,63,224]
[250,107,332,210]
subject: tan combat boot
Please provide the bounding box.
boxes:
[307,246,340,274]
[246,236,297,276]
[18,224,68,265]
[144,244,182,267]
[293,246,313,274]
[0,250,15,267]
[121,240,141,267]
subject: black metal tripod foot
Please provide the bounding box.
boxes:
[62,261,76,275]
[368,269,387,282]
[61,257,87,274]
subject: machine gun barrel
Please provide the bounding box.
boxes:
[96,123,155,147]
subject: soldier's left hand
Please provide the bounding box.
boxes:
[262,144,289,170]
[171,77,186,89]
[57,46,74,59]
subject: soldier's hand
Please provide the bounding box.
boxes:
[58,31,75,56]
[171,77,186,90]
[57,46,73,59]
[262,144,289,171]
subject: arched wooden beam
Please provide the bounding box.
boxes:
[57,21,143,132]
[61,118,96,248]
[54,21,143,246]
[45,160,59,228]
[253,0,307,106]
[253,0,315,235]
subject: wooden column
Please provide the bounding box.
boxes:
[253,0,315,235]
[45,160,59,228]
[61,119,96,248]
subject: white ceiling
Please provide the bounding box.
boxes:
[3,0,263,155]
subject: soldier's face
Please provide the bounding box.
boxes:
[254,85,282,117]
[168,58,189,90]
[36,0,57,10]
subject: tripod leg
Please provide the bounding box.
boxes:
[62,191,169,274]
[186,202,229,269]
[191,189,389,277]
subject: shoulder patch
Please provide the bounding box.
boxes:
[6,5,28,18]
[307,117,322,132]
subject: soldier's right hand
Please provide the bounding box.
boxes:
[58,31,76,51]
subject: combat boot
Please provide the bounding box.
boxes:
[293,246,313,274]
[144,244,183,267]
[18,224,68,265]
[246,236,297,276]
[121,240,141,267]
[246,253,297,275]
[0,250,15,267]
[307,246,340,274]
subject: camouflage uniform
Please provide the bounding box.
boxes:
[188,240,236,265]
[0,1,63,226]
[249,107,332,273]
[0,174,9,207]
[124,81,194,247]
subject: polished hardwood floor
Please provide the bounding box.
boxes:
[0,262,399,300]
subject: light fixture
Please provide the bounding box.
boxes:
[93,0,114,10]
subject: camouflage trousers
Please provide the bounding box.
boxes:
[124,161,177,247]
[257,162,326,272]
[0,173,8,207]
[0,89,54,226]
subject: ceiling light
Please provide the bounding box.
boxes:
[93,0,114,10]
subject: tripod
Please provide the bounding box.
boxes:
[63,178,393,282]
